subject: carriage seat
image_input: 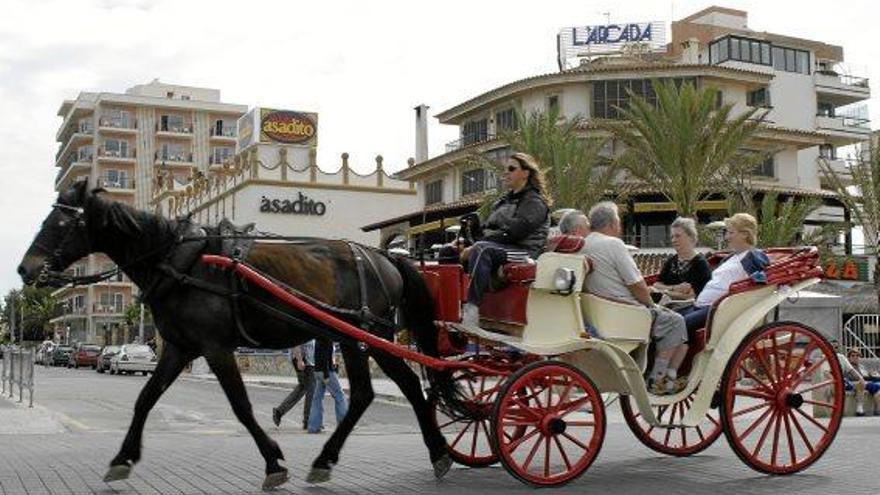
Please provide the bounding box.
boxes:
[580,293,652,348]
[500,262,537,284]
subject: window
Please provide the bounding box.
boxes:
[461,169,488,196]
[753,155,775,177]
[747,88,771,108]
[495,108,517,132]
[817,101,835,117]
[211,146,234,165]
[159,142,188,162]
[77,145,94,161]
[213,119,236,137]
[547,95,560,113]
[103,139,129,157]
[709,36,773,67]
[99,293,124,313]
[425,180,443,205]
[592,78,690,119]
[160,114,188,132]
[73,295,85,310]
[462,119,488,146]
[639,224,669,248]
[105,169,128,188]
[101,109,132,128]
[819,144,837,160]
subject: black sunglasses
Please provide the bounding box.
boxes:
[506,165,520,172]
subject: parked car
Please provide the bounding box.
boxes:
[70,344,102,369]
[96,345,120,373]
[109,344,156,375]
[48,346,74,367]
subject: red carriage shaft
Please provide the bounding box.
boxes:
[201,255,505,377]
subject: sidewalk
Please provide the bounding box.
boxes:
[183,372,409,403]
[0,394,66,435]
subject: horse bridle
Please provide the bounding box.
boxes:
[31,203,93,285]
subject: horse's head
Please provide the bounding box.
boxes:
[18,180,97,287]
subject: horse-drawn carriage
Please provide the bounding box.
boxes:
[203,244,844,487]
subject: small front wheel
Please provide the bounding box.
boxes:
[720,322,844,475]
[491,361,605,487]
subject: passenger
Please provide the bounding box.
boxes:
[676,213,768,332]
[547,210,589,253]
[459,152,551,327]
[581,202,689,395]
[653,217,711,301]
[840,348,880,416]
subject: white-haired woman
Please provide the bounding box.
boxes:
[653,217,711,301]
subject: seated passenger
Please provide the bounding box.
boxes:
[839,347,880,416]
[652,217,711,302]
[582,202,689,395]
[459,152,551,326]
[676,213,768,332]
[547,210,589,252]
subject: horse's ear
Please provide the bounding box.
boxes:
[91,187,107,195]
[71,179,90,204]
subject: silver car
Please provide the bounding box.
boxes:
[109,344,157,376]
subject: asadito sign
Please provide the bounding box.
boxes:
[236,107,318,152]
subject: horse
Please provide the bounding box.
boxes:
[17,180,457,490]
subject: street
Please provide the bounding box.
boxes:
[0,365,877,495]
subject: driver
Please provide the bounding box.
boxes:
[458,152,550,326]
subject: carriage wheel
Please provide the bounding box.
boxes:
[430,354,523,467]
[720,322,844,475]
[491,361,605,487]
[620,387,722,457]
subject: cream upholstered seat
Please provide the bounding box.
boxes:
[580,293,652,352]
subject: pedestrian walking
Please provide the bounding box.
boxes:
[272,340,315,429]
[307,338,347,434]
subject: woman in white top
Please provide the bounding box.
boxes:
[677,213,768,332]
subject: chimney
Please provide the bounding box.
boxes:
[414,104,429,163]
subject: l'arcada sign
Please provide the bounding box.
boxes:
[260,192,327,216]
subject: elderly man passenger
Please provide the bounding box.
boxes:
[653,217,711,301]
[676,213,768,333]
[582,202,689,395]
[559,211,590,238]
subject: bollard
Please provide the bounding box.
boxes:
[18,349,24,403]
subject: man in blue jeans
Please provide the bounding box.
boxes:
[308,339,347,433]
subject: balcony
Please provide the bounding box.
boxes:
[96,175,135,191]
[97,147,136,162]
[815,114,871,144]
[99,116,137,133]
[154,151,194,167]
[445,132,497,153]
[815,70,870,106]
[93,304,124,315]
[210,126,236,139]
[156,122,193,137]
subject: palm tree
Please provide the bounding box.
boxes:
[820,140,880,302]
[19,286,57,341]
[755,193,820,248]
[604,80,765,218]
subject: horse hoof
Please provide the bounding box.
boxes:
[103,464,132,482]
[306,467,331,484]
[433,454,453,479]
[262,468,289,491]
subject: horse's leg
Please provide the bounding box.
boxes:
[307,343,373,484]
[372,353,452,479]
[203,349,288,491]
[104,341,191,482]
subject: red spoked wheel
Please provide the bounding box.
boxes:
[720,322,844,475]
[491,361,605,487]
[620,387,722,456]
[430,354,522,467]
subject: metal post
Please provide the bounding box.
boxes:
[9,295,14,345]
[18,349,23,403]
[138,302,145,344]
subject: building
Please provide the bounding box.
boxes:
[367,6,872,253]
[51,80,247,345]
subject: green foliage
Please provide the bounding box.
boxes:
[820,143,880,255]
[755,193,820,248]
[3,287,57,341]
[604,80,765,217]
[123,302,152,328]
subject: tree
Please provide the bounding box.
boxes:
[20,286,57,341]
[604,80,765,218]
[820,140,880,303]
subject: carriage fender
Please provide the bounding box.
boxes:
[679,278,820,427]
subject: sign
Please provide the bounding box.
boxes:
[823,256,870,282]
[557,21,667,70]
[259,192,326,216]
[237,108,256,152]
[259,109,318,145]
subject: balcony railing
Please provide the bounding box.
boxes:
[77,122,94,134]
[209,154,233,165]
[210,126,236,138]
[154,151,194,163]
[97,147,136,159]
[93,304,124,314]
[97,176,135,189]
[816,114,871,131]
[815,70,870,89]
[156,122,193,134]
[445,132,497,153]
[99,116,137,130]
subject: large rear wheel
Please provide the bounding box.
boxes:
[491,361,605,487]
[720,322,843,475]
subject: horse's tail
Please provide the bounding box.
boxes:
[390,256,464,411]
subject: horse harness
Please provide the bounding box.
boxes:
[142,218,398,347]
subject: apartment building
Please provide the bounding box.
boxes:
[50,80,247,345]
[368,6,872,252]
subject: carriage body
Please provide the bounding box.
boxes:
[420,247,845,485]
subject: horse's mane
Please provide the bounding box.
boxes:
[88,193,179,256]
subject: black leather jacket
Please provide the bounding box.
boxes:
[482,185,550,258]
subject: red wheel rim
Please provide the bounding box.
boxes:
[721,323,844,474]
[493,362,605,486]
[621,388,722,456]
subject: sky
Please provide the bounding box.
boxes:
[1,0,879,296]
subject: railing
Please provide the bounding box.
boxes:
[92,304,124,314]
[154,151,193,163]
[1,347,35,407]
[816,114,871,130]
[842,314,880,359]
[209,154,233,165]
[815,70,870,89]
[210,126,236,138]
[445,132,497,153]
[78,122,94,134]
[99,116,137,130]
[97,147,136,159]
[97,176,135,189]
[156,122,194,134]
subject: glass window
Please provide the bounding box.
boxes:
[495,108,517,131]
[750,41,762,64]
[753,156,774,177]
[772,47,785,70]
[730,39,740,60]
[462,119,488,146]
[710,44,719,64]
[797,51,810,74]
[425,180,443,205]
[547,95,559,113]
[785,49,795,72]
[719,39,729,61]
[461,169,487,196]
[761,43,771,65]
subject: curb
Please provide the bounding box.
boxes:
[180,374,410,404]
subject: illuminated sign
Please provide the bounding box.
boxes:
[260,109,318,145]
[824,257,869,282]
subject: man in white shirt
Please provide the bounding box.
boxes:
[582,202,689,395]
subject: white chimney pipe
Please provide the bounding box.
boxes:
[414,104,429,163]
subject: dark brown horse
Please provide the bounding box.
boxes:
[17,181,456,490]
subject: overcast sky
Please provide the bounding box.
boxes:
[1,0,878,296]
